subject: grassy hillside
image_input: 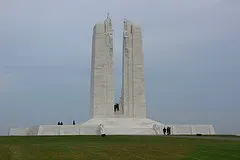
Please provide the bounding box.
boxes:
[0,135,239,160]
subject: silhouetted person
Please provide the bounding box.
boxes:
[114,103,119,112]
[60,122,63,125]
[73,120,76,125]
[57,122,60,125]
[163,127,166,135]
[167,127,171,135]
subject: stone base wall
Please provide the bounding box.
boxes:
[8,119,215,136]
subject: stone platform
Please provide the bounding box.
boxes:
[9,118,215,136]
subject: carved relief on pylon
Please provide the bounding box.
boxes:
[124,31,129,38]
[125,48,129,59]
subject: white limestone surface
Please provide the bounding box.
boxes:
[90,16,114,118]
[9,122,215,136]
[167,124,215,135]
[194,125,215,135]
[59,125,80,135]
[28,126,39,135]
[9,118,163,136]
[38,125,61,135]
[120,20,146,118]
[9,128,29,136]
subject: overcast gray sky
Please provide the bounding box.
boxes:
[0,0,239,135]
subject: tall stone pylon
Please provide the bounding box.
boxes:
[90,15,114,118]
[118,20,147,118]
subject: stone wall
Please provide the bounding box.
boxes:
[9,128,29,136]
[9,123,215,136]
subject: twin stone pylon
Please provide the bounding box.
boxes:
[90,16,146,119]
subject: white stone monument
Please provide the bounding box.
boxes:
[9,15,215,136]
[90,14,114,118]
[116,20,146,118]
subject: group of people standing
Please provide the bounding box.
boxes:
[163,127,171,135]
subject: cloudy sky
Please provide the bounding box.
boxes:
[0,0,239,135]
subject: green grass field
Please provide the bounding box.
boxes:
[0,136,239,160]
